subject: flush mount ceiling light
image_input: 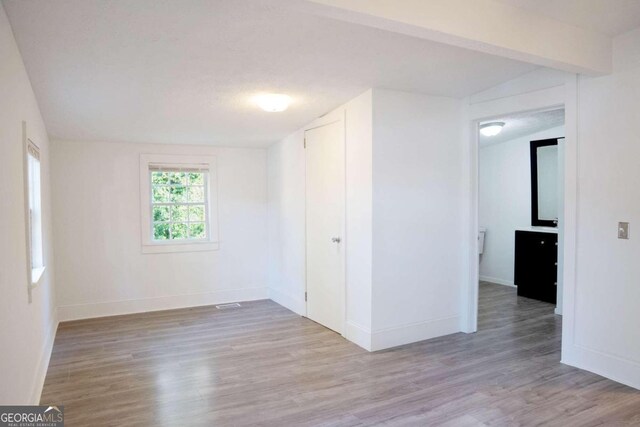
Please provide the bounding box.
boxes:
[253,93,292,112]
[479,121,505,137]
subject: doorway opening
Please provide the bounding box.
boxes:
[476,107,566,331]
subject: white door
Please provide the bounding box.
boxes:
[305,121,345,334]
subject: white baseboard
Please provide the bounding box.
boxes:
[57,287,268,321]
[30,312,58,404]
[563,343,640,390]
[268,287,305,316]
[345,321,372,351]
[479,275,516,287]
[347,317,461,352]
[370,315,460,351]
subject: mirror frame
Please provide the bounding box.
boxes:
[530,138,559,227]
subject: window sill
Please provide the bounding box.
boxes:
[31,266,46,288]
[142,241,219,254]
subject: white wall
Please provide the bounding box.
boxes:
[268,89,466,351]
[565,27,640,389]
[0,4,58,404]
[469,68,572,105]
[479,126,564,286]
[370,89,464,349]
[267,130,306,314]
[343,91,374,346]
[51,140,268,320]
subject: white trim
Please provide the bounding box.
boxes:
[30,313,58,404]
[139,154,219,254]
[563,343,640,391]
[370,316,460,351]
[57,287,268,321]
[141,241,219,254]
[462,118,479,333]
[22,121,31,303]
[342,316,460,352]
[479,275,515,287]
[30,266,46,288]
[560,74,579,365]
[345,320,372,351]
[268,287,305,316]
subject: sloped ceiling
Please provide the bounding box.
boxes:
[479,109,565,146]
[2,0,539,146]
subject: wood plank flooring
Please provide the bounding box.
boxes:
[41,283,640,426]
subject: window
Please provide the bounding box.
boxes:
[140,154,218,253]
[150,168,208,241]
[24,133,45,290]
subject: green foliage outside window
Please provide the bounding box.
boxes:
[189,223,206,238]
[153,223,170,240]
[151,171,207,240]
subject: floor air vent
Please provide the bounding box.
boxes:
[215,303,242,309]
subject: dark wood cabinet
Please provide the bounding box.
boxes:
[514,230,557,304]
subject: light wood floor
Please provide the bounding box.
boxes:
[42,283,640,426]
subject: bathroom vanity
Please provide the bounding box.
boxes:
[514,227,557,304]
[510,137,562,305]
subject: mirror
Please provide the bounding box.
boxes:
[530,138,558,227]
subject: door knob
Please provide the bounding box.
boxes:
[331,237,341,243]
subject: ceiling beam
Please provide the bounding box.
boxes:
[300,0,612,75]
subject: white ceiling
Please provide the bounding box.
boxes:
[479,109,565,146]
[2,0,540,147]
[497,0,640,36]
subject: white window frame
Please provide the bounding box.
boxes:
[140,154,219,254]
[22,121,45,302]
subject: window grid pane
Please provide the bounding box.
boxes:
[150,169,208,241]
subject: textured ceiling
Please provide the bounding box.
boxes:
[2,0,539,147]
[497,0,640,36]
[479,109,565,146]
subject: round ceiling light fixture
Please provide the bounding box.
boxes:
[479,121,505,137]
[253,93,292,112]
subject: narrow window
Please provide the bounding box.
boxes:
[25,138,45,286]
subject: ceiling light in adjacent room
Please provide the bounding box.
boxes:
[253,93,291,112]
[479,122,505,137]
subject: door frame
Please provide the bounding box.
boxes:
[463,75,579,366]
[303,109,347,336]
